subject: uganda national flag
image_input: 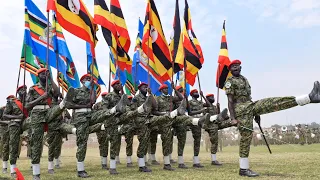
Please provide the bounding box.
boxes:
[110,0,131,53]
[182,0,203,86]
[216,20,231,89]
[141,0,173,82]
[48,0,96,48]
[169,0,184,73]
[94,0,131,72]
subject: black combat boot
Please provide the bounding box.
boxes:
[139,166,152,172]
[178,164,188,169]
[142,95,153,113]
[55,164,60,169]
[163,164,175,171]
[217,108,229,121]
[239,169,259,177]
[11,172,17,178]
[33,174,40,180]
[47,169,54,174]
[198,113,210,127]
[116,94,129,113]
[309,81,320,103]
[127,163,134,168]
[151,160,160,165]
[193,164,204,168]
[77,171,89,178]
[101,164,108,170]
[2,168,7,174]
[177,99,187,115]
[211,160,222,166]
[109,168,119,175]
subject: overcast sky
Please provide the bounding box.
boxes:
[1,0,320,127]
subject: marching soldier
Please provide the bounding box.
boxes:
[224,59,320,177]
[0,104,9,174]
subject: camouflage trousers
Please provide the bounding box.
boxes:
[124,126,134,157]
[96,130,109,157]
[47,130,63,161]
[0,125,9,162]
[30,105,64,164]
[148,129,159,155]
[236,97,298,157]
[170,124,188,156]
[207,127,219,154]
[191,125,202,156]
[9,125,22,165]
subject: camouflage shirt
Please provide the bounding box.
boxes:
[155,94,172,112]
[102,91,121,109]
[3,98,24,127]
[173,95,182,110]
[71,87,93,124]
[224,75,252,103]
[26,82,54,106]
[204,104,218,116]
[189,99,203,115]
[0,106,6,126]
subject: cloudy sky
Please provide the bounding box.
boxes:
[1,0,320,127]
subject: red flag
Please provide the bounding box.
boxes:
[14,168,25,180]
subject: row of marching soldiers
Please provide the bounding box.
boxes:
[0,67,235,179]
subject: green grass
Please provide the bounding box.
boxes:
[1,143,320,180]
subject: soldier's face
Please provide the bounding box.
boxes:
[192,93,199,99]
[230,64,241,77]
[178,88,183,93]
[18,88,27,98]
[113,83,122,91]
[38,71,47,83]
[207,96,215,103]
[162,88,168,95]
[139,85,148,95]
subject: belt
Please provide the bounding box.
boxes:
[33,105,50,109]
[74,108,92,113]
[11,119,22,122]
[193,113,203,118]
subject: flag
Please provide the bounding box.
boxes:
[110,0,131,52]
[49,0,96,47]
[86,42,105,85]
[134,19,172,95]
[182,0,203,86]
[169,0,184,73]
[24,0,67,77]
[216,20,231,89]
[141,0,173,82]
[52,14,80,90]
[94,0,131,72]
[176,71,190,96]
[14,168,25,180]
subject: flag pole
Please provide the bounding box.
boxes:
[115,49,124,94]
[16,66,22,97]
[89,42,95,105]
[134,57,138,95]
[216,65,220,105]
[45,11,50,93]
[53,14,61,93]
[108,55,111,93]
[197,72,202,101]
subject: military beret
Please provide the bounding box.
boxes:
[138,82,148,89]
[190,89,198,95]
[175,85,183,90]
[158,84,168,91]
[80,74,92,82]
[36,68,48,75]
[206,94,214,97]
[17,85,27,92]
[111,80,120,86]
[101,92,108,96]
[228,59,241,69]
[6,95,15,100]
[128,95,133,99]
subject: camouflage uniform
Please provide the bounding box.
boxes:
[203,105,220,160]
[0,106,9,172]
[224,75,298,158]
[3,97,25,174]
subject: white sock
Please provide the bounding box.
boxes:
[138,105,144,113]
[239,158,249,169]
[110,106,117,114]
[170,110,178,118]
[210,115,218,122]
[59,99,66,109]
[138,158,145,167]
[163,156,170,165]
[295,95,311,106]
[110,159,116,169]
[32,164,40,175]
[54,158,59,166]
[169,154,172,160]
[126,156,132,164]
[192,118,199,125]
[101,124,105,131]
[2,161,7,169]
[151,154,156,161]
[72,128,77,135]
[211,154,217,161]
[77,162,85,171]
[101,157,107,165]
[116,156,120,162]
[193,156,200,164]
[48,161,54,170]
[178,156,184,164]
[10,164,16,173]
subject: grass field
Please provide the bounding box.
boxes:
[1,142,320,180]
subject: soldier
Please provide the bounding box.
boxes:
[0,104,9,174]
[123,95,135,167]
[2,86,27,178]
[224,59,320,177]
[93,92,109,170]
[102,80,152,174]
